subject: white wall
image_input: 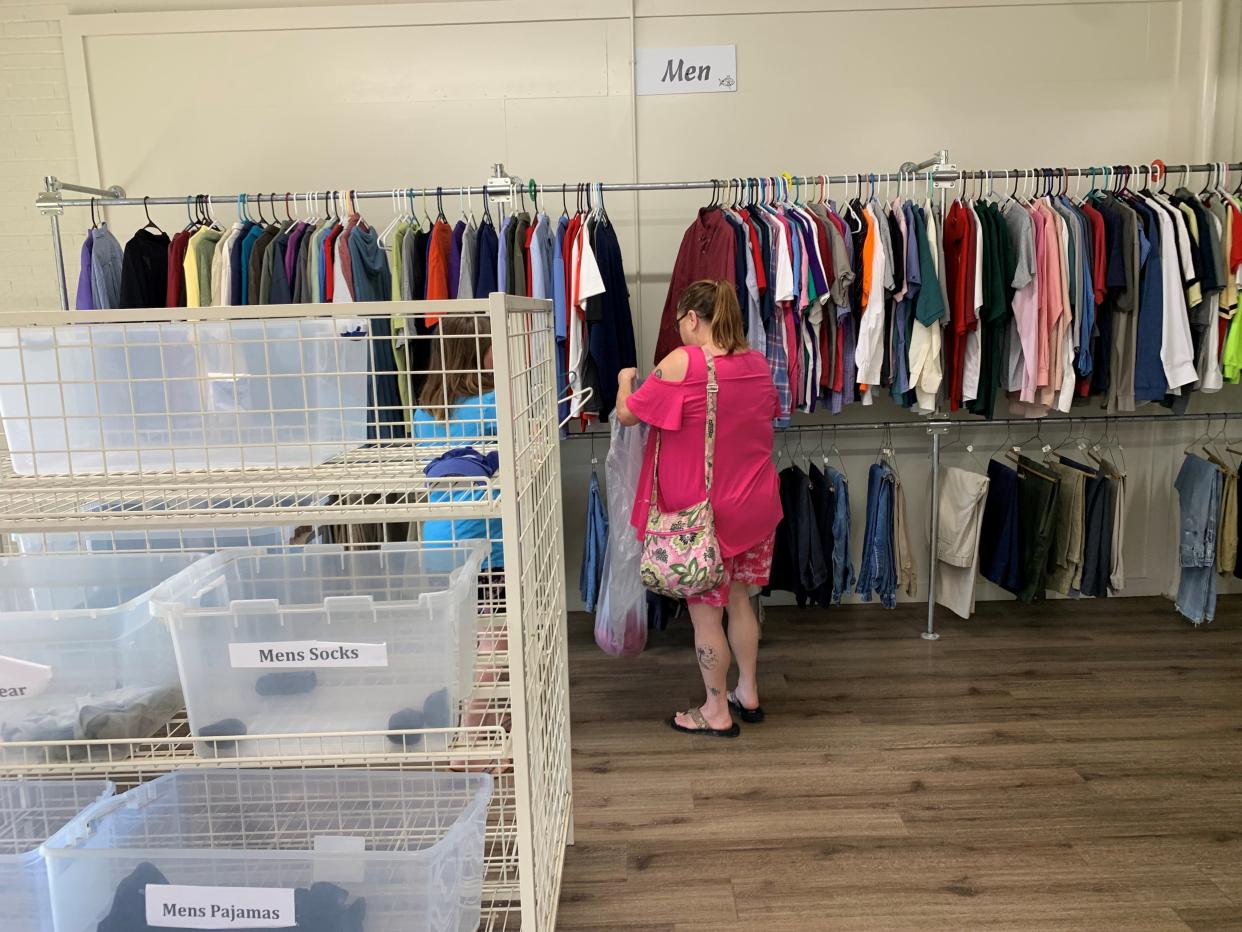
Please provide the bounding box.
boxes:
[2,0,1240,618]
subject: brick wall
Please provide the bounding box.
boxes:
[0,1,75,311]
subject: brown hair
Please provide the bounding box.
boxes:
[418,315,494,419]
[677,280,748,354]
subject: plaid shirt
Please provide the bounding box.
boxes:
[767,303,791,424]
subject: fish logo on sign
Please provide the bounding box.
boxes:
[718,75,736,89]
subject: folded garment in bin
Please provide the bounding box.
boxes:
[424,446,499,478]
[98,862,366,932]
[1,685,182,760]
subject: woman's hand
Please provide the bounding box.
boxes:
[615,368,640,426]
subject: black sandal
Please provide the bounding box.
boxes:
[727,690,765,724]
[666,707,740,738]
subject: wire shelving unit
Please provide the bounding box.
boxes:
[0,294,571,931]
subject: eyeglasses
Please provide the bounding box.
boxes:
[676,310,691,324]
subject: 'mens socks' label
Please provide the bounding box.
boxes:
[227,641,388,669]
[146,884,296,929]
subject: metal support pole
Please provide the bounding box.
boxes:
[923,423,947,641]
[921,150,952,641]
[43,177,69,311]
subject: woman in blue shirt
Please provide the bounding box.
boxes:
[412,316,504,571]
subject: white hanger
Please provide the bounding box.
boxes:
[557,385,595,428]
[378,188,403,248]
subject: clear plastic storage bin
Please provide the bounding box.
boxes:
[151,543,484,757]
[0,317,368,476]
[1,779,114,932]
[0,552,204,763]
[45,769,492,932]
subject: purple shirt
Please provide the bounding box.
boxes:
[76,229,95,310]
[284,222,308,285]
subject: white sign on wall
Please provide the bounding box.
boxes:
[635,45,737,96]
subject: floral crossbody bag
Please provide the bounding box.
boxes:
[639,347,727,599]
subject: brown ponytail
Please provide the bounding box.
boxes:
[676,280,748,354]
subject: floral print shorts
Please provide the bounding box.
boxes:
[687,534,775,608]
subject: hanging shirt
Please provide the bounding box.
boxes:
[569,218,607,418]
[76,229,96,310]
[457,219,478,300]
[909,204,945,413]
[497,215,512,295]
[448,219,465,300]
[118,228,169,309]
[962,206,985,403]
[210,223,235,309]
[167,229,194,308]
[653,208,741,363]
[89,222,124,310]
[530,213,554,301]
[1147,197,1199,391]
[552,215,571,426]
[426,218,453,303]
[942,202,973,410]
[855,205,888,398]
[587,220,636,420]
[1132,200,1168,404]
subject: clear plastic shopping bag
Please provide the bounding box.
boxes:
[595,412,648,657]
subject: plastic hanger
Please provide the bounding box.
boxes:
[940,421,985,474]
[481,178,494,226]
[377,189,402,248]
[139,196,163,234]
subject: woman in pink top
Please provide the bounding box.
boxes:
[617,281,781,738]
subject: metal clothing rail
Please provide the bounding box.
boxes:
[565,410,1242,438]
[569,410,1242,639]
[36,160,1242,210]
[33,154,1242,640]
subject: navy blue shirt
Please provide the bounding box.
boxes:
[586,220,638,420]
[474,218,499,296]
[1132,202,1167,403]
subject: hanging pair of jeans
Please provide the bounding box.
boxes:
[855,462,896,609]
[1175,453,1222,624]
[824,464,855,602]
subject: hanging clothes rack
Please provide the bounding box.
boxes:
[32,155,1242,640]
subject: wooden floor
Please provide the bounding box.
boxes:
[556,596,1242,931]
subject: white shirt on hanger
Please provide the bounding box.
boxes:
[1145,196,1198,391]
[856,204,888,402]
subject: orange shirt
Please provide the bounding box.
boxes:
[425,219,453,324]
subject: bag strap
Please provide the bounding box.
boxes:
[648,346,720,505]
[702,346,718,493]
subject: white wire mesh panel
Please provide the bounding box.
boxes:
[0,303,502,535]
[490,295,571,932]
[0,296,562,931]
